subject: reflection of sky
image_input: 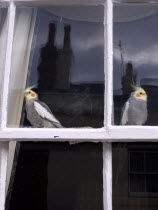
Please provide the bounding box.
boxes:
[28,7,104,86]
[114,4,158,94]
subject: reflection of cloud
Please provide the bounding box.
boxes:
[73,29,104,51]
[114,44,158,67]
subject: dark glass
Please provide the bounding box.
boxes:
[113,3,158,126]
[113,143,158,210]
[15,6,104,128]
[130,152,144,172]
[6,142,103,210]
[130,174,145,193]
[146,174,158,193]
[146,153,158,172]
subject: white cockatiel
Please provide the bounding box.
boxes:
[121,86,148,125]
[24,86,63,128]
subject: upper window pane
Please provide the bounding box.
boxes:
[113,3,158,126]
[7,6,104,128]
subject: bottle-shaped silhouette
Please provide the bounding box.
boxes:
[56,25,74,90]
[121,62,137,96]
[38,23,58,91]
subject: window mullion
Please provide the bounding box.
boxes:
[103,142,112,210]
[0,143,9,210]
[1,2,16,128]
[104,0,113,128]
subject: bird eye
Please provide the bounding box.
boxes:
[140,92,142,95]
[28,91,31,94]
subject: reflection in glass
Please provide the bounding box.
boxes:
[113,143,158,210]
[6,142,103,210]
[8,6,104,128]
[113,3,158,125]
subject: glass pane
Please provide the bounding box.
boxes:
[146,174,158,193]
[113,3,158,126]
[130,152,144,172]
[0,8,7,121]
[7,6,104,128]
[130,174,146,193]
[146,152,158,172]
[6,142,103,210]
[113,143,158,210]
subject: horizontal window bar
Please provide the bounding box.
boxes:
[0,126,157,141]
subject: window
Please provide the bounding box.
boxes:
[129,150,158,196]
[113,143,158,210]
[0,0,158,210]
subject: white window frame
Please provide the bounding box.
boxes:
[0,0,156,210]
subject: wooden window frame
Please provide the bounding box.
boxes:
[0,0,156,210]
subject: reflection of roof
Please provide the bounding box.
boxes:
[140,78,158,86]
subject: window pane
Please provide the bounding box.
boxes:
[146,153,158,172]
[130,152,144,172]
[146,174,158,193]
[6,142,103,210]
[130,174,146,193]
[7,6,104,128]
[113,143,158,210]
[0,8,7,120]
[113,3,158,126]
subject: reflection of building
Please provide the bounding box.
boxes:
[38,23,58,91]
[56,25,74,90]
[113,143,158,210]
[37,23,73,91]
[121,62,137,96]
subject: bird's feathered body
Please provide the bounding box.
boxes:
[121,86,148,125]
[24,87,63,128]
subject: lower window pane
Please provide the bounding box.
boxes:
[130,174,145,193]
[6,142,103,210]
[113,143,158,210]
[146,174,158,193]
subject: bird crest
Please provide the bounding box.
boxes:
[131,84,141,91]
[131,84,145,93]
[24,85,36,93]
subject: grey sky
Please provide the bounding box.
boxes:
[114,4,158,94]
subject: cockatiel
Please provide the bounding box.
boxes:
[121,86,148,125]
[24,86,63,128]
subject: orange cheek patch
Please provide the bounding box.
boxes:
[31,93,36,97]
[136,93,141,97]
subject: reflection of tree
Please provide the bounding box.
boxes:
[37,23,73,91]
[38,23,58,91]
[56,25,74,90]
[121,62,137,96]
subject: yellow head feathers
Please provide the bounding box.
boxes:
[131,85,147,101]
[24,86,37,101]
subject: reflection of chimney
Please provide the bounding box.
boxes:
[63,25,71,51]
[121,62,137,96]
[56,25,73,90]
[48,23,56,44]
[38,22,58,91]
